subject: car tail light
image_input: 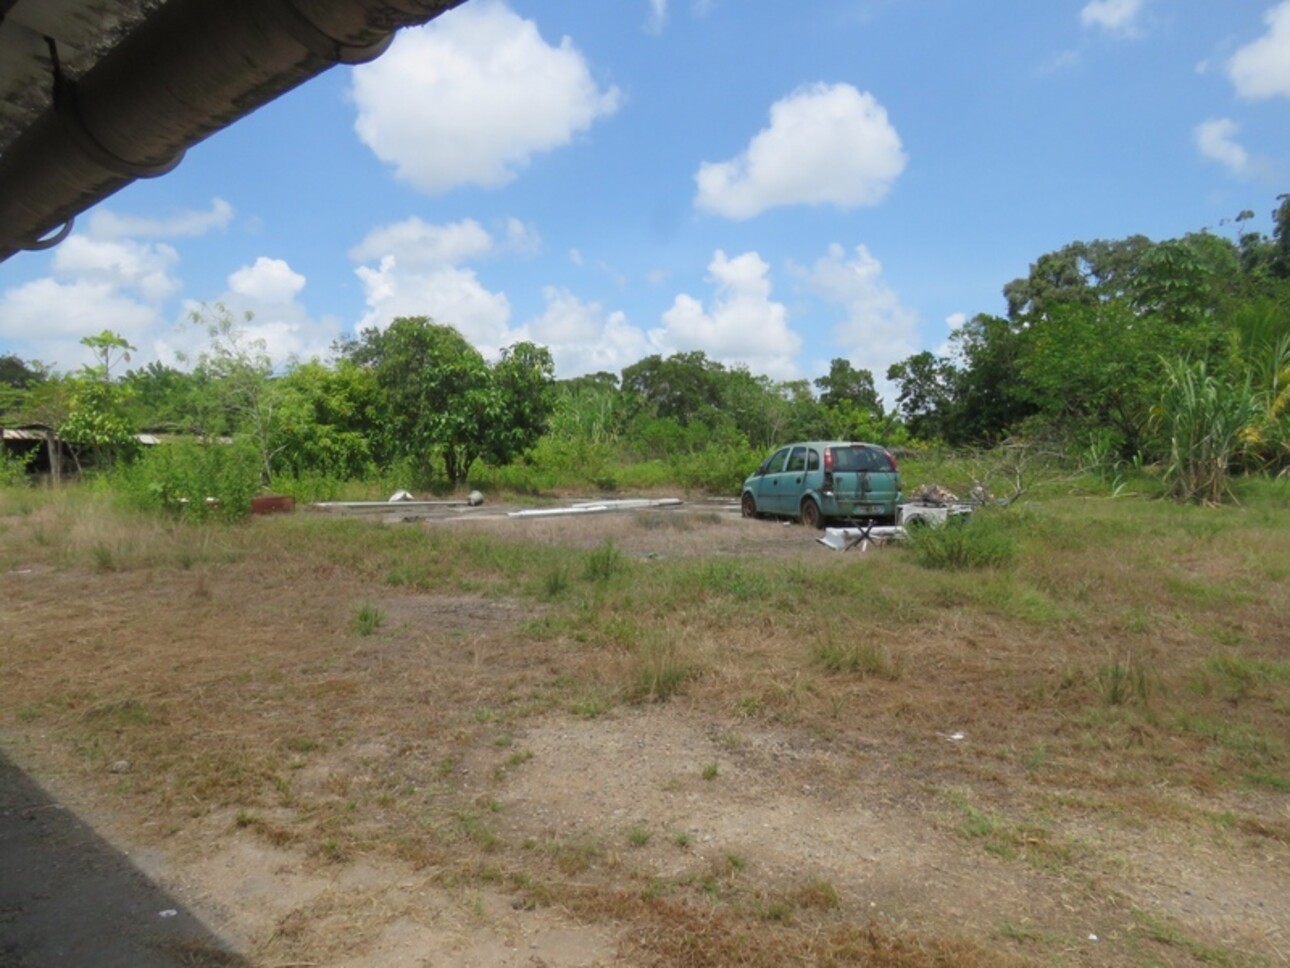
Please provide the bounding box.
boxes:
[824,449,834,471]
[885,450,899,471]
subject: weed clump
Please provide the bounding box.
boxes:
[352,602,385,636]
[906,514,1016,570]
[626,636,694,703]
[1098,653,1151,706]
[813,635,901,679]
[583,538,626,582]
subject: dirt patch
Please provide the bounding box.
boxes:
[2,498,1287,966]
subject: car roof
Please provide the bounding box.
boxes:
[773,441,886,449]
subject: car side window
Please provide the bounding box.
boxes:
[766,448,790,474]
[807,448,820,472]
[787,446,807,472]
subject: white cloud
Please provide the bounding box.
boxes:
[1228,1,1290,99]
[354,259,513,354]
[351,218,517,353]
[514,287,650,376]
[0,200,241,371]
[86,198,233,240]
[0,278,158,346]
[160,257,338,368]
[646,0,667,34]
[797,243,920,403]
[51,235,181,303]
[228,257,306,304]
[652,250,801,378]
[694,83,906,220]
[1079,0,1146,37]
[1194,118,1249,174]
[349,218,496,267]
[351,1,621,193]
[503,217,543,255]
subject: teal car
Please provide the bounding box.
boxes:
[740,441,902,528]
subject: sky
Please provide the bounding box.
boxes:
[1,0,1289,406]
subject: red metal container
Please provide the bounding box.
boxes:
[251,495,295,515]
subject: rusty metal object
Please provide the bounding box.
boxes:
[250,495,295,515]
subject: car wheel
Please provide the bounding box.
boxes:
[800,497,823,529]
[741,493,757,518]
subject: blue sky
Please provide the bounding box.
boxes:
[2,0,1288,405]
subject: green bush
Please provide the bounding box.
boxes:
[669,441,760,494]
[112,437,262,521]
[906,513,1016,570]
[0,447,34,488]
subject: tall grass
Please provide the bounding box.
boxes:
[1153,358,1258,505]
[905,513,1016,570]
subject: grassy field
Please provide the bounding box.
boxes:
[1,472,1287,966]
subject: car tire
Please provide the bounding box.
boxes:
[741,493,757,519]
[800,497,823,529]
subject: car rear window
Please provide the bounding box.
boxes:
[829,445,889,472]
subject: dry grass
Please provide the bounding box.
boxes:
[2,485,1288,965]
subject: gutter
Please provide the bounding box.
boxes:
[0,0,465,263]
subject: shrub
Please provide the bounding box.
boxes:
[113,437,262,521]
[1152,358,1258,505]
[583,539,626,582]
[669,440,761,493]
[0,447,33,487]
[353,603,386,637]
[906,513,1016,570]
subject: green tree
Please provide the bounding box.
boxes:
[621,351,728,424]
[79,329,136,381]
[1272,194,1290,279]
[59,331,140,472]
[272,359,381,480]
[814,358,880,413]
[185,304,280,484]
[0,355,46,421]
[121,362,205,431]
[1003,236,1154,322]
[886,351,955,441]
[342,316,551,486]
[486,341,556,466]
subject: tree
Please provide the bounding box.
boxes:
[814,358,880,413]
[185,303,280,484]
[341,316,552,486]
[79,329,136,381]
[620,351,728,424]
[57,330,140,472]
[0,355,46,421]
[121,362,205,431]
[886,351,955,441]
[944,314,1037,444]
[272,360,381,481]
[1003,236,1154,321]
[1272,194,1290,280]
[487,341,556,467]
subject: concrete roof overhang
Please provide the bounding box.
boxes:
[0,0,464,263]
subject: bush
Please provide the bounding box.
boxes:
[0,447,33,488]
[906,513,1016,570]
[112,437,262,521]
[669,441,760,494]
[1153,358,1258,505]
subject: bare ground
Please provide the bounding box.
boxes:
[1,500,1287,966]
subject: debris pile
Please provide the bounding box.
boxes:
[909,483,959,505]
